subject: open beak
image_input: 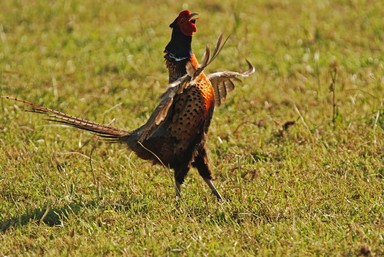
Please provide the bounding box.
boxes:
[189,12,198,23]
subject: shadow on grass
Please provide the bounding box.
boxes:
[0,200,98,233]
[0,196,150,233]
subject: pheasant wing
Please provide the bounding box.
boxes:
[137,74,191,141]
[207,60,255,106]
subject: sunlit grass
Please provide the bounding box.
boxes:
[1,0,383,256]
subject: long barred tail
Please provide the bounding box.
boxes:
[2,96,130,141]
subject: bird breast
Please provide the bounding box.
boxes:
[168,75,215,150]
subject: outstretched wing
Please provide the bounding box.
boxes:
[193,34,230,79]
[137,74,191,141]
[207,60,255,106]
[153,74,190,126]
[137,35,229,141]
[137,36,255,141]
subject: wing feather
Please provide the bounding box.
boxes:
[207,60,255,106]
[137,74,191,141]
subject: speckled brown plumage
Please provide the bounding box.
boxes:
[168,76,214,146]
[164,51,201,84]
[164,56,188,83]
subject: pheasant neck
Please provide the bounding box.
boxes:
[164,26,193,61]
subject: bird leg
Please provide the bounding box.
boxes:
[204,178,223,200]
[175,180,182,200]
[192,147,224,200]
[174,167,189,200]
[175,177,223,200]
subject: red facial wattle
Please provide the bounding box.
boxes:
[180,20,196,36]
[177,10,198,36]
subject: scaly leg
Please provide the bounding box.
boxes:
[204,178,223,200]
[175,180,181,200]
[193,147,224,200]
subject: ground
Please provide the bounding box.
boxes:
[0,0,383,256]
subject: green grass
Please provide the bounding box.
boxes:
[1,0,383,256]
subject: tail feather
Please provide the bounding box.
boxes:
[2,96,129,141]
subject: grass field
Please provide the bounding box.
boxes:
[1,0,383,256]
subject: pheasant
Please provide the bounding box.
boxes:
[3,11,255,200]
